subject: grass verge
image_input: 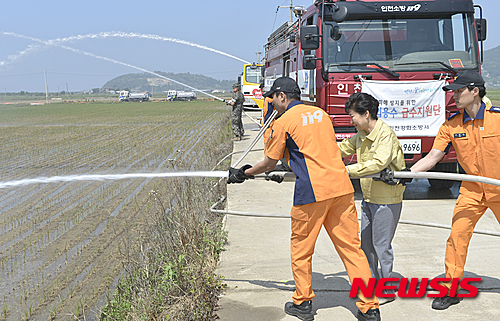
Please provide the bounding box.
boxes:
[99,112,232,320]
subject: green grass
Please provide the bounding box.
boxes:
[0,100,224,125]
[486,89,500,106]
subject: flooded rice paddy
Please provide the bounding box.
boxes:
[0,100,229,320]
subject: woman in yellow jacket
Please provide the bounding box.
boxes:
[338,92,406,305]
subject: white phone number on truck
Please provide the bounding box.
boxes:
[399,139,421,154]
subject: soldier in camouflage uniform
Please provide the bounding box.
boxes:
[228,83,245,141]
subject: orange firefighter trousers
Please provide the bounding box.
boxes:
[290,193,378,313]
[443,193,500,290]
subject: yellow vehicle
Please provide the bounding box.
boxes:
[239,63,265,109]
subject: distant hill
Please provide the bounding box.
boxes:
[103,49,500,91]
[102,71,233,92]
[482,45,500,87]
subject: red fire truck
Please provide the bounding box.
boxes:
[264,0,487,189]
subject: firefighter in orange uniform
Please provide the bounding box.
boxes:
[411,70,500,310]
[261,81,291,172]
[227,77,380,321]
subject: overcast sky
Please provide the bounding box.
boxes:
[0,0,498,93]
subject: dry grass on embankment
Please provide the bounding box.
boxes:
[100,177,228,321]
[0,100,232,320]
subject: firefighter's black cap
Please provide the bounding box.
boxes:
[443,70,485,91]
[264,77,300,98]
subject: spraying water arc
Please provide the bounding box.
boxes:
[0,171,295,189]
[0,32,234,101]
[48,32,250,64]
[0,31,250,68]
[0,172,227,189]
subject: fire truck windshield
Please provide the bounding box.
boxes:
[323,13,479,74]
[245,65,264,84]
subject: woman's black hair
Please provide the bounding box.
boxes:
[344,92,379,120]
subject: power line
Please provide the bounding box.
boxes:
[272,0,289,32]
[0,71,117,77]
[196,69,241,75]
[0,71,43,77]
[47,71,119,76]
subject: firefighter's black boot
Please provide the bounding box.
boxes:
[432,295,460,310]
[284,300,314,321]
[356,308,381,321]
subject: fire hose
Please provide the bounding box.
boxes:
[250,170,500,188]
[212,170,500,238]
[243,110,264,126]
[232,109,278,167]
[211,109,500,236]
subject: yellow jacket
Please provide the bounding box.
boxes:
[338,119,405,204]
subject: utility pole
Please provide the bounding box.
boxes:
[66,83,69,100]
[277,0,294,23]
[256,50,262,63]
[44,70,49,103]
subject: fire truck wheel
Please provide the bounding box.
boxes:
[428,178,454,189]
[428,162,457,189]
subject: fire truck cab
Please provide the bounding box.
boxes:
[264,0,487,188]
